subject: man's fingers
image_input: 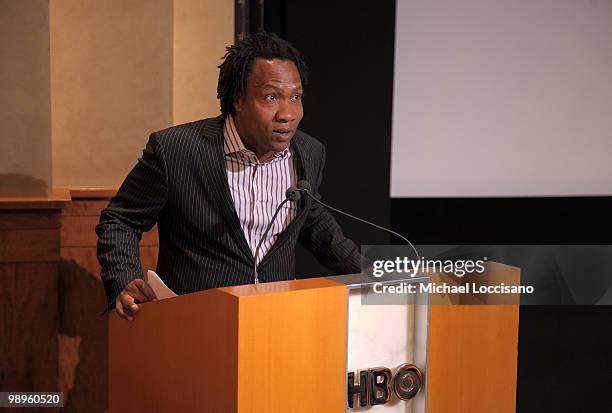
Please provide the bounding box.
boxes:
[114,279,158,321]
[137,280,157,301]
[120,293,139,315]
[115,297,134,321]
[125,282,149,303]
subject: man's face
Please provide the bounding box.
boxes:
[233,58,304,159]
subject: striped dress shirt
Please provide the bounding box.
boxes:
[223,115,298,265]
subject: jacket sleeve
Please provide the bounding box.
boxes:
[96,133,168,307]
[297,146,362,274]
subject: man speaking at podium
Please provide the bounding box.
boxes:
[96,33,361,320]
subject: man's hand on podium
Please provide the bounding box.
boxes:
[116,279,157,321]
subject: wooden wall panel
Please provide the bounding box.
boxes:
[0,263,59,391]
[0,228,60,263]
[61,214,158,248]
[0,211,60,229]
[0,191,68,412]
[58,188,158,413]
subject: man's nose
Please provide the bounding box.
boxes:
[275,100,295,123]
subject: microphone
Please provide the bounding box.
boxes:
[295,180,420,260]
[252,185,302,284]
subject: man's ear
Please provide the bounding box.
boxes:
[233,97,242,113]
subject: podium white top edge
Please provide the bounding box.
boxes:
[327,273,431,289]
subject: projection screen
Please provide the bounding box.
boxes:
[391,0,612,197]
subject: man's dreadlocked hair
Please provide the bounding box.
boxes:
[217,32,309,117]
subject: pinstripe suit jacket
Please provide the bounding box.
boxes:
[96,115,361,306]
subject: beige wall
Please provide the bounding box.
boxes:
[50,0,174,188]
[0,0,52,196]
[51,0,233,188]
[174,0,234,124]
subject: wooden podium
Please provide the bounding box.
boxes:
[109,277,348,412]
[109,263,520,413]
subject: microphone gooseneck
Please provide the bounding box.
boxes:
[253,186,302,284]
[296,180,420,261]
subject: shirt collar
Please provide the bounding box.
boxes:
[223,115,290,161]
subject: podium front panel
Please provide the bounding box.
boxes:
[330,274,429,413]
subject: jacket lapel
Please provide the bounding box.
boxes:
[291,132,317,188]
[257,132,313,267]
[288,132,313,214]
[199,115,255,263]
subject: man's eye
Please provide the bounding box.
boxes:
[265,95,277,102]
[292,95,302,101]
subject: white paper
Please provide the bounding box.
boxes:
[145,270,177,300]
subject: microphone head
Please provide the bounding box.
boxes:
[286,187,301,201]
[297,180,312,192]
